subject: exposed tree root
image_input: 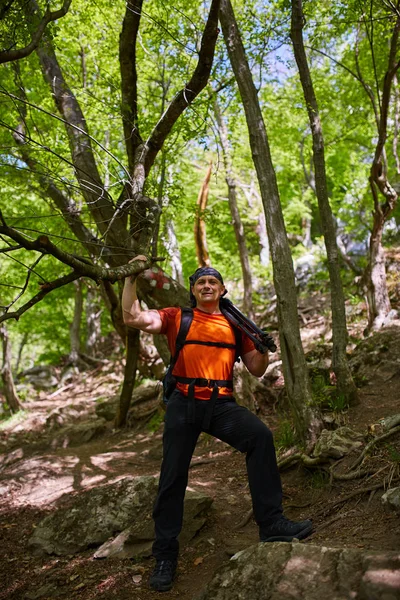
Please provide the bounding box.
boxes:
[331,468,373,481]
[315,508,359,533]
[348,425,400,471]
[313,478,400,518]
[277,452,324,470]
[234,508,253,530]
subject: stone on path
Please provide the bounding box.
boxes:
[195,542,400,600]
[382,487,400,512]
[29,476,213,558]
[313,427,364,459]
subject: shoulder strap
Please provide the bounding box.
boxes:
[171,307,193,366]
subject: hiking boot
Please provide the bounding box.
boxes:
[149,559,177,592]
[260,517,313,542]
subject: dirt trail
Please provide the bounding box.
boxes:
[1,325,400,600]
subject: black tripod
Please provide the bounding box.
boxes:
[220,298,277,354]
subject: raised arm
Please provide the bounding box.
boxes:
[122,256,163,333]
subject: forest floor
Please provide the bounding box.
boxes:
[1,291,400,600]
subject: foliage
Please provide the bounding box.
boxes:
[0,0,399,371]
[275,418,296,449]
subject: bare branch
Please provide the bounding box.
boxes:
[0,0,72,64]
[0,271,81,324]
[22,0,129,249]
[0,90,131,184]
[119,0,144,173]
[4,254,45,310]
[354,23,381,129]
[0,213,163,283]
[373,13,400,165]
[142,0,221,174]
[393,73,400,172]
[0,245,23,253]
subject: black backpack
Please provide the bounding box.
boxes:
[162,307,241,406]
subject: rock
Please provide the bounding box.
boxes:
[382,487,400,511]
[95,382,160,422]
[195,542,400,600]
[29,476,213,558]
[381,414,400,431]
[50,418,107,448]
[29,476,158,555]
[18,365,59,389]
[313,427,364,459]
[46,403,91,429]
[93,488,213,560]
[95,395,119,421]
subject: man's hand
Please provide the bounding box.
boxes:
[122,255,162,334]
[127,255,148,282]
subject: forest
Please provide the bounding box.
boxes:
[0,0,400,598]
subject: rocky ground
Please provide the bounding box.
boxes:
[1,305,400,599]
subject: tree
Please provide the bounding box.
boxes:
[0,0,221,425]
[213,99,254,318]
[0,324,22,414]
[360,3,400,330]
[219,0,322,442]
[290,0,358,405]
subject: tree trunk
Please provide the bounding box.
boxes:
[220,0,321,443]
[365,208,392,330]
[214,99,254,319]
[165,219,185,287]
[15,331,28,374]
[194,163,212,267]
[290,0,358,406]
[69,280,83,365]
[115,327,140,427]
[85,284,102,356]
[360,12,400,330]
[0,325,22,413]
[257,211,270,266]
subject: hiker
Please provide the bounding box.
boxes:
[122,257,312,592]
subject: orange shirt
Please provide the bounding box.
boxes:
[158,307,255,400]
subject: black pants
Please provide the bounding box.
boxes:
[152,390,283,561]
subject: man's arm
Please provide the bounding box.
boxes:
[242,349,269,378]
[122,256,163,334]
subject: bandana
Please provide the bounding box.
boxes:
[189,267,224,287]
[189,267,225,307]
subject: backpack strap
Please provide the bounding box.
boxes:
[162,307,193,405]
[172,307,194,367]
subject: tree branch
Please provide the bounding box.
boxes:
[0,0,72,64]
[3,254,44,310]
[373,13,400,166]
[0,213,162,283]
[24,0,129,249]
[142,0,221,174]
[0,271,81,324]
[119,0,144,173]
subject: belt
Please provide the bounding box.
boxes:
[174,376,233,429]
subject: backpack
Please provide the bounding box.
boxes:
[162,307,241,406]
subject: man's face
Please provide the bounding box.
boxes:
[191,275,225,306]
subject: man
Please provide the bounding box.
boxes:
[122,258,312,592]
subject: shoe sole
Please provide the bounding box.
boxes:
[261,523,313,543]
[150,582,173,592]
